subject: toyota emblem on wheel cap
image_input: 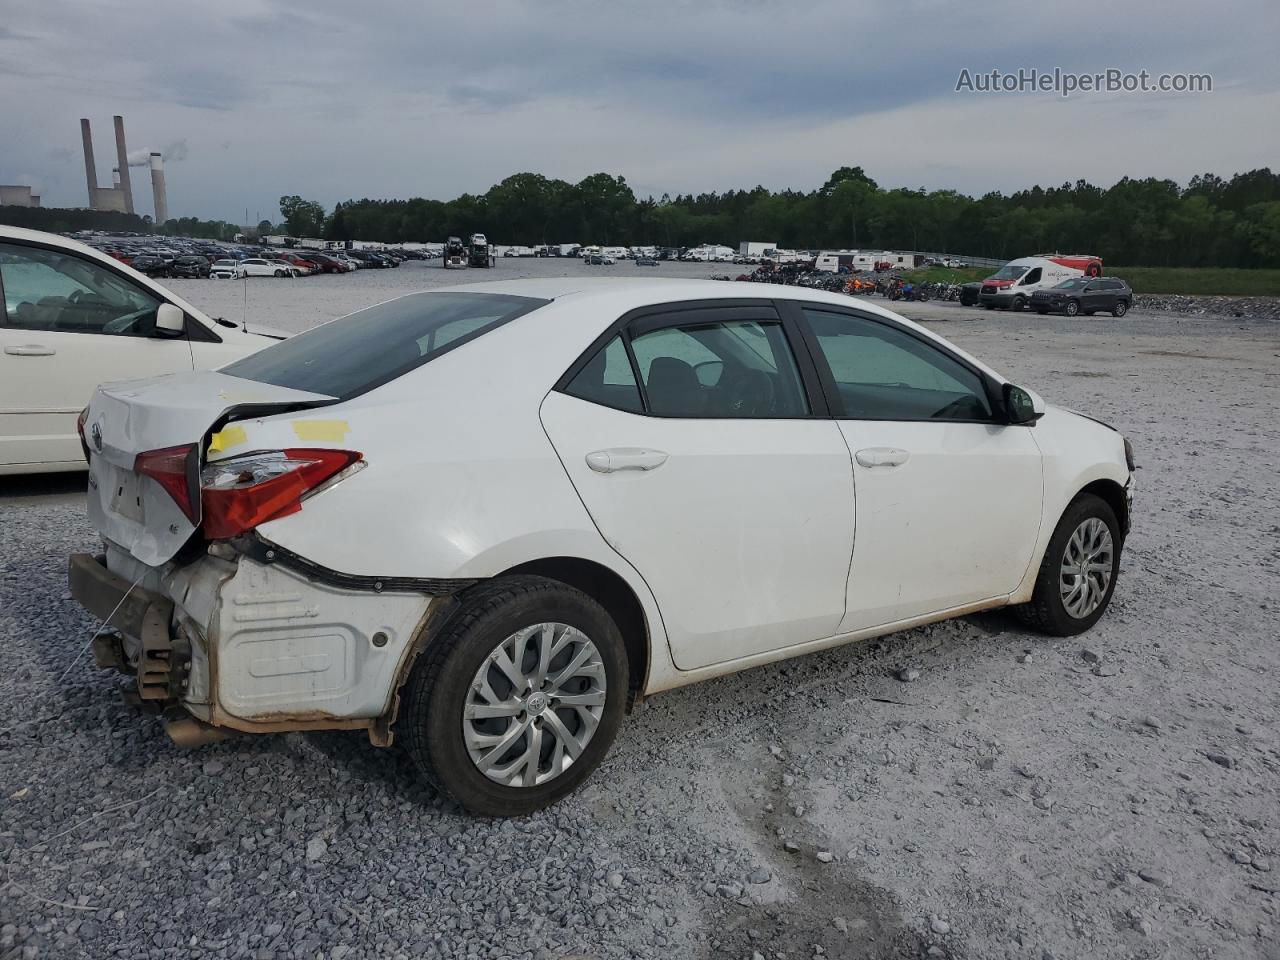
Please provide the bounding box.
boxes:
[90,422,103,452]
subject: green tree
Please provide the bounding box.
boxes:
[278,195,326,237]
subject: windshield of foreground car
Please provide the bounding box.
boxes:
[989,264,1028,281]
[1053,278,1089,290]
[221,291,549,400]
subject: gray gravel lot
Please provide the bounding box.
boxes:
[2,260,1278,959]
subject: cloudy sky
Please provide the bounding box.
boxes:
[3,0,1277,223]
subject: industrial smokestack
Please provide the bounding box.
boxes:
[149,153,168,226]
[113,115,134,214]
[81,118,99,208]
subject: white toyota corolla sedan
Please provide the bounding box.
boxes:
[70,279,1134,815]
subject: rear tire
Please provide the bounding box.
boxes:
[1016,494,1122,636]
[399,576,628,816]
[274,270,285,277]
[1114,301,1128,317]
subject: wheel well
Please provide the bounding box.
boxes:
[499,557,650,707]
[1078,479,1129,539]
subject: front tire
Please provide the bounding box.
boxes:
[1065,299,1080,317]
[1011,295,1026,312]
[1016,494,1122,636]
[399,576,628,816]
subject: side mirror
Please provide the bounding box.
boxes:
[155,303,185,337]
[1004,383,1045,424]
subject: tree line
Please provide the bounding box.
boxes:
[313,167,1280,268]
[4,166,1278,267]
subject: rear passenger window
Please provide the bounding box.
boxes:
[562,336,643,413]
[630,318,808,418]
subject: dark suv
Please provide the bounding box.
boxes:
[1031,277,1132,317]
[171,255,210,278]
[129,255,171,278]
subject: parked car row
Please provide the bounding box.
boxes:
[69,231,422,280]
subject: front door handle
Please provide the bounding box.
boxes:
[586,447,669,473]
[5,344,56,357]
[855,447,910,468]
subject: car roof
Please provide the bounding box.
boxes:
[427,278,1006,383]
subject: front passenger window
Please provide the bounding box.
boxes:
[0,243,164,337]
[802,309,993,421]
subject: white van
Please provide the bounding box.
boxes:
[979,254,1103,310]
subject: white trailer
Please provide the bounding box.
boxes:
[814,250,861,273]
[739,241,777,258]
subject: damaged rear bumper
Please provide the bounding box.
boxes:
[69,553,181,701]
[68,546,460,747]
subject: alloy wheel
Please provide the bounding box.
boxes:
[462,623,607,787]
[1060,517,1114,618]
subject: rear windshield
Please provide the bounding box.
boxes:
[222,291,547,399]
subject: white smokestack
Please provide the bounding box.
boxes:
[149,152,168,226]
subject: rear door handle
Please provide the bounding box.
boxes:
[586,447,669,473]
[855,447,910,468]
[5,345,56,357]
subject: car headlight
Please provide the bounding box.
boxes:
[1123,437,1136,472]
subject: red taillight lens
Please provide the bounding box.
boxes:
[134,444,198,523]
[199,448,361,540]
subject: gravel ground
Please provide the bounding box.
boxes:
[2,260,1278,960]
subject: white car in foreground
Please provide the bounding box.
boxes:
[70,279,1134,815]
[0,227,285,474]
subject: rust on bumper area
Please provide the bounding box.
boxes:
[68,553,179,701]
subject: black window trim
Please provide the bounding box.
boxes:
[0,236,222,343]
[780,299,1016,426]
[552,298,831,420]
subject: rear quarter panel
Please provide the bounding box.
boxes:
[231,293,673,676]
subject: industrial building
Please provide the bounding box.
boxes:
[79,116,170,224]
[0,185,40,207]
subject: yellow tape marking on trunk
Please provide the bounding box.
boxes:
[208,426,248,454]
[292,420,350,443]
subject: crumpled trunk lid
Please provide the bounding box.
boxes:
[84,370,333,567]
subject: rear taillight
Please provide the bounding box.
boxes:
[199,449,361,540]
[77,407,90,461]
[135,444,199,523]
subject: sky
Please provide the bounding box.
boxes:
[2,0,1278,224]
